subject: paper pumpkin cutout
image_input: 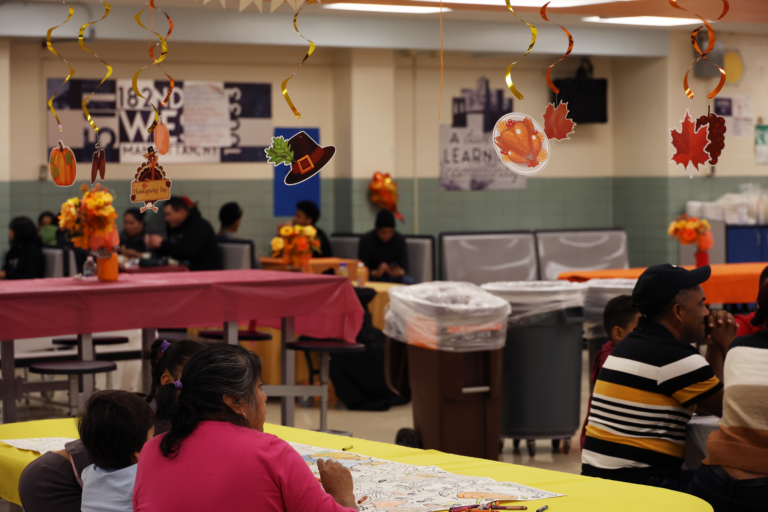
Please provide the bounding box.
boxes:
[130,146,172,213]
[155,120,170,155]
[265,131,336,186]
[49,141,77,187]
[369,172,404,222]
[670,110,711,177]
[542,101,576,141]
[91,140,106,184]
[492,113,550,176]
[695,112,726,165]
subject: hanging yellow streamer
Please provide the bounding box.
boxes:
[281,0,316,119]
[504,0,536,101]
[78,1,113,133]
[46,1,76,132]
[148,0,175,108]
[131,2,169,135]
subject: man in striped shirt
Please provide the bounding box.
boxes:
[582,264,737,490]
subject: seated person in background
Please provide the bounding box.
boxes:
[582,264,735,491]
[359,210,413,284]
[147,197,221,271]
[294,200,332,257]
[79,390,155,512]
[734,265,768,337]
[133,344,358,512]
[218,202,243,240]
[580,295,640,450]
[686,283,768,511]
[120,208,148,258]
[146,338,205,435]
[38,211,58,247]
[1,217,44,280]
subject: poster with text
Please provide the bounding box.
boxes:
[714,95,753,138]
[46,79,272,164]
[439,77,525,191]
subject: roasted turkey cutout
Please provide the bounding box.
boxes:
[492,114,551,176]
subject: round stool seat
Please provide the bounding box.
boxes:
[29,360,117,375]
[285,340,365,354]
[199,330,272,342]
[53,336,129,347]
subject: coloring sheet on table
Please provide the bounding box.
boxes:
[0,438,76,455]
[289,442,563,511]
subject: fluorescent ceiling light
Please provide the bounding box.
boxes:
[583,16,701,26]
[418,0,630,6]
[323,3,451,13]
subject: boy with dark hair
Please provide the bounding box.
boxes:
[734,265,768,337]
[79,390,155,512]
[294,200,332,257]
[580,295,641,450]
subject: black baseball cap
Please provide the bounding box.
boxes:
[632,264,711,317]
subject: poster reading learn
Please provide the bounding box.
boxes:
[46,79,272,164]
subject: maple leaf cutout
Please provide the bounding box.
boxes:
[542,102,576,141]
[670,109,711,177]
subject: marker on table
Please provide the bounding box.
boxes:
[342,445,354,451]
[491,507,527,511]
[536,506,549,512]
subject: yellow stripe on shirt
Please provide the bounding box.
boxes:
[671,375,721,405]
[593,380,682,408]
[585,425,685,459]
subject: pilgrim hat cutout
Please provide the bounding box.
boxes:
[265,131,336,186]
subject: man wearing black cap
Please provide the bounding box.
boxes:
[294,200,332,258]
[581,264,737,490]
[358,210,413,284]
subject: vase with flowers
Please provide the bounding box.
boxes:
[271,224,321,271]
[668,214,714,268]
[59,184,120,281]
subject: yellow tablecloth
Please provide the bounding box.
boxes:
[363,281,401,331]
[0,419,711,511]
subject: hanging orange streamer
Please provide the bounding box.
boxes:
[504,0,536,101]
[78,1,113,133]
[281,0,316,119]
[131,2,170,135]
[669,0,729,100]
[540,2,573,95]
[46,1,76,132]
[148,0,175,107]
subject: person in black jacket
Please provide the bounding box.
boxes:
[293,200,332,258]
[2,216,45,280]
[358,210,413,284]
[147,197,221,271]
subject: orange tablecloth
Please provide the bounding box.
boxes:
[559,263,764,304]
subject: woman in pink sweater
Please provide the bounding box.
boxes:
[133,344,358,512]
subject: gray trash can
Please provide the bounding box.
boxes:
[482,281,586,456]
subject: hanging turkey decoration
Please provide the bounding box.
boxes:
[493,114,550,176]
[130,146,172,212]
[670,110,711,178]
[369,172,403,221]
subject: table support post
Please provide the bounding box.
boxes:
[320,352,330,433]
[141,328,155,394]
[223,321,239,345]
[77,333,94,400]
[281,317,296,427]
[1,341,17,423]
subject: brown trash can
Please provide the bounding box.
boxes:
[388,340,503,461]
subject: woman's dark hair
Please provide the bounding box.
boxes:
[9,217,38,251]
[160,344,262,459]
[146,339,205,419]
[296,200,320,224]
[751,282,768,327]
[124,208,145,224]
[38,211,57,226]
[77,390,154,470]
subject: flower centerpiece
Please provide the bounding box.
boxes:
[668,214,714,268]
[271,224,321,270]
[59,184,120,281]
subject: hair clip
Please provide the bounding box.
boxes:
[174,380,182,390]
[158,340,171,356]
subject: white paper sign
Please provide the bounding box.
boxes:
[182,81,232,148]
[1,437,77,455]
[715,95,753,137]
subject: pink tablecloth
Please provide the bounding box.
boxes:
[0,270,363,343]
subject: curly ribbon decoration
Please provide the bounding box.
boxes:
[281,0,316,119]
[540,2,573,95]
[439,0,443,119]
[131,3,169,135]
[148,0,175,107]
[669,0,729,100]
[504,0,536,101]
[46,1,76,132]
[78,1,113,133]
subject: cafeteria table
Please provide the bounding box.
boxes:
[0,270,363,425]
[0,418,712,511]
[559,262,765,305]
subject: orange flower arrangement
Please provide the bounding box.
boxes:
[59,184,119,254]
[271,224,321,269]
[668,214,713,251]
